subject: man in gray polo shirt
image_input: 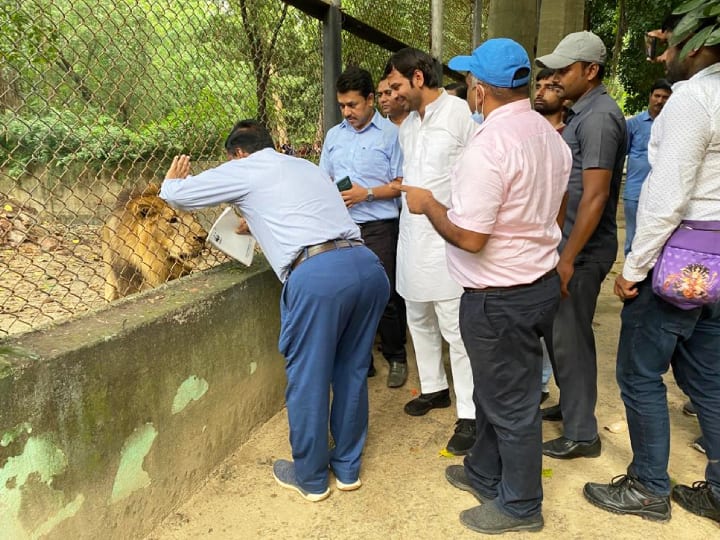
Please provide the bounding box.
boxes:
[536,31,627,459]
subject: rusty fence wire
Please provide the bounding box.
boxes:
[0,0,470,338]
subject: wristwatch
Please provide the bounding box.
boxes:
[366,188,375,202]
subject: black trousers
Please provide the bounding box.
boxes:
[359,219,407,363]
[460,275,560,518]
[547,260,613,441]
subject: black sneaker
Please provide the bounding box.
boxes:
[386,361,408,388]
[543,435,601,459]
[460,500,543,534]
[541,404,562,421]
[404,388,451,416]
[446,419,476,455]
[672,481,720,524]
[445,465,491,504]
[583,474,671,522]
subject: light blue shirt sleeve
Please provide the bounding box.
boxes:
[318,134,334,179]
[625,117,634,154]
[390,135,403,179]
[160,148,361,282]
[624,111,653,201]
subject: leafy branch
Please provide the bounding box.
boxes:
[671,0,720,57]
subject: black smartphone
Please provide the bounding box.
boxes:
[645,35,657,60]
[336,176,352,191]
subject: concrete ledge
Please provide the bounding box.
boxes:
[0,258,286,539]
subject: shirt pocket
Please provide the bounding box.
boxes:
[355,146,391,182]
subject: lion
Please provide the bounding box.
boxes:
[101,183,207,301]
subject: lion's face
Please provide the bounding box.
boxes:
[125,195,207,270]
[102,183,209,301]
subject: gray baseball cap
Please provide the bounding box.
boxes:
[535,31,607,69]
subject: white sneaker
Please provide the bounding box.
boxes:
[336,478,362,491]
[273,459,330,502]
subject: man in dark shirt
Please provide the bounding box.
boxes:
[536,31,627,459]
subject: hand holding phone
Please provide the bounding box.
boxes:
[645,30,667,62]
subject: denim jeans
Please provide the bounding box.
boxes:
[617,277,720,496]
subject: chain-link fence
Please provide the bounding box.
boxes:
[0,0,471,338]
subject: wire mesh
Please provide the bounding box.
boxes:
[341,0,430,52]
[442,0,474,67]
[0,0,323,336]
[1,0,470,338]
[342,31,393,90]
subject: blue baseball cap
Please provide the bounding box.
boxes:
[448,38,531,88]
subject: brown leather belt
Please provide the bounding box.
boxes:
[292,239,364,270]
[463,269,558,294]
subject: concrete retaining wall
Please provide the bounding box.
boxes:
[0,259,286,539]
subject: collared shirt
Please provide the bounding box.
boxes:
[446,100,572,288]
[624,110,654,201]
[624,63,720,282]
[562,84,627,262]
[396,90,477,301]
[159,148,361,283]
[319,111,402,223]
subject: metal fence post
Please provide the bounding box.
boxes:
[473,0,483,47]
[323,0,342,136]
[431,0,443,68]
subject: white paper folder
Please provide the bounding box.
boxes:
[208,207,256,266]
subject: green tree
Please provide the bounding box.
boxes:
[617,1,673,113]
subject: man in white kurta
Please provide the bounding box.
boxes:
[384,47,477,454]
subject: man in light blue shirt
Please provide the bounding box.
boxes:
[160,120,390,502]
[320,66,408,388]
[623,79,672,253]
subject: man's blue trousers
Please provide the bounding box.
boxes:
[278,245,390,493]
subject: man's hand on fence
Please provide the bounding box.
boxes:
[165,155,191,179]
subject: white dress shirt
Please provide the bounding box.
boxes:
[396,90,477,301]
[625,63,720,282]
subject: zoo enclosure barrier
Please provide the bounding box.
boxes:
[0,0,472,338]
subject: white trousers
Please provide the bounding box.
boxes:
[405,298,475,419]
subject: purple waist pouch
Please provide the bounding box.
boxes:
[652,220,720,310]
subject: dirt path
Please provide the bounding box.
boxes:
[146,254,718,539]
